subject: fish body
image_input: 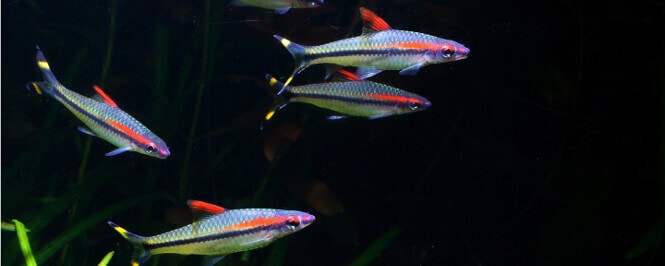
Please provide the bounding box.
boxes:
[108,200,315,265]
[264,74,431,121]
[275,7,470,84]
[29,46,170,158]
[231,0,323,14]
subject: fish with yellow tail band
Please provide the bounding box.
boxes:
[28,46,170,159]
[263,73,431,122]
[231,0,323,14]
[108,200,315,266]
[274,7,470,85]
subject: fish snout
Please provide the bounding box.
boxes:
[157,147,171,159]
[298,212,316,228]
[456,45,470,60]
[422,98,433,110]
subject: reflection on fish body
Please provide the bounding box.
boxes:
[275,7,470,85]
[108,200,315,266]
[28,46,170,159]
[264,74,432,122]
[231,0,323,14]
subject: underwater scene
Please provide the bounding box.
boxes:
[2,0,663,265]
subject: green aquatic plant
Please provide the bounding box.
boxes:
[10,219,116,266]
[34,192,163,264]
[13,219,37,266]
[97,251,115,266]
[349,226,402,266]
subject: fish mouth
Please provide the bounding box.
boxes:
[422,99,433,110]
[157,148,171,159]
[456,46,470,60]
[299,213,316,227]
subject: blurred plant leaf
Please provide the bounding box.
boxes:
[97,251,115,266]
[349,226,402,266]
[625,223,664,260]
[12,219,37,266]
[34,191,163,264]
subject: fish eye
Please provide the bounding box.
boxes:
[145,144,157,153]
[441,45,455,57]
[408,100,422,110]
[285,216,300,227]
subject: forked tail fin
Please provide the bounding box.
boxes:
[261,74,292,128]
[107,221,149,266]
[27,46,62,96]
[273,35,308,86]
[34,45,63,88]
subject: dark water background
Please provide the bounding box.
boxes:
[2,0,663,265]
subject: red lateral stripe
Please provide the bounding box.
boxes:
[106,119,152,145]
[188,200,226,214]
[359,7,391,31]
[393,42,440,51]
[366,94,412,103]
[225,216,285,231]
[93,85,118,107]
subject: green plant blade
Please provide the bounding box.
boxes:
[12,219,37,266]
[34,192,163,264]
[97,251,115,266]
[349,226,402,266]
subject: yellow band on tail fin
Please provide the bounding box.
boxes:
[265,110,276,121]
[109,222,132,239]
[30,83,44,95]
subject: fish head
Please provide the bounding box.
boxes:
[137,139,170,159]
[271,210,316,237]
[395,94,432,115]
[294,0,324,8]
[433,40,470,63]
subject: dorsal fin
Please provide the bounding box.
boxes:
[359,7,391,34]
[187,200,226,221]
[93,85,118,107]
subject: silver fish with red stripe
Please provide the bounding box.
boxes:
[274,7,470,85]
[108,200,315,265]
[28,46,170,158]
[263,72,431,122]
[231,0,323,14]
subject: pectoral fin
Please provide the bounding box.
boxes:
[356,67,383,80]
[200,255,225,266]
[240,233,273,247]
[326,115,348,120]
[105,147,132,156]
[275,7,290,14]
[399,63,424,76]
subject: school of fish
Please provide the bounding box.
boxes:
[27,5,468,265]
[267,7,469,121]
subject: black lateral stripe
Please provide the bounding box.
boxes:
[144,225,272,250]
[305,48,424,60]
[49,86,133,140]
[294,92,402,105]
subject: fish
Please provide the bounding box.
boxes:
[263,73,432,122]
[231,0,323,15]
[28,46,170,159]
[274,7,470,85]
[108,200,315,266]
